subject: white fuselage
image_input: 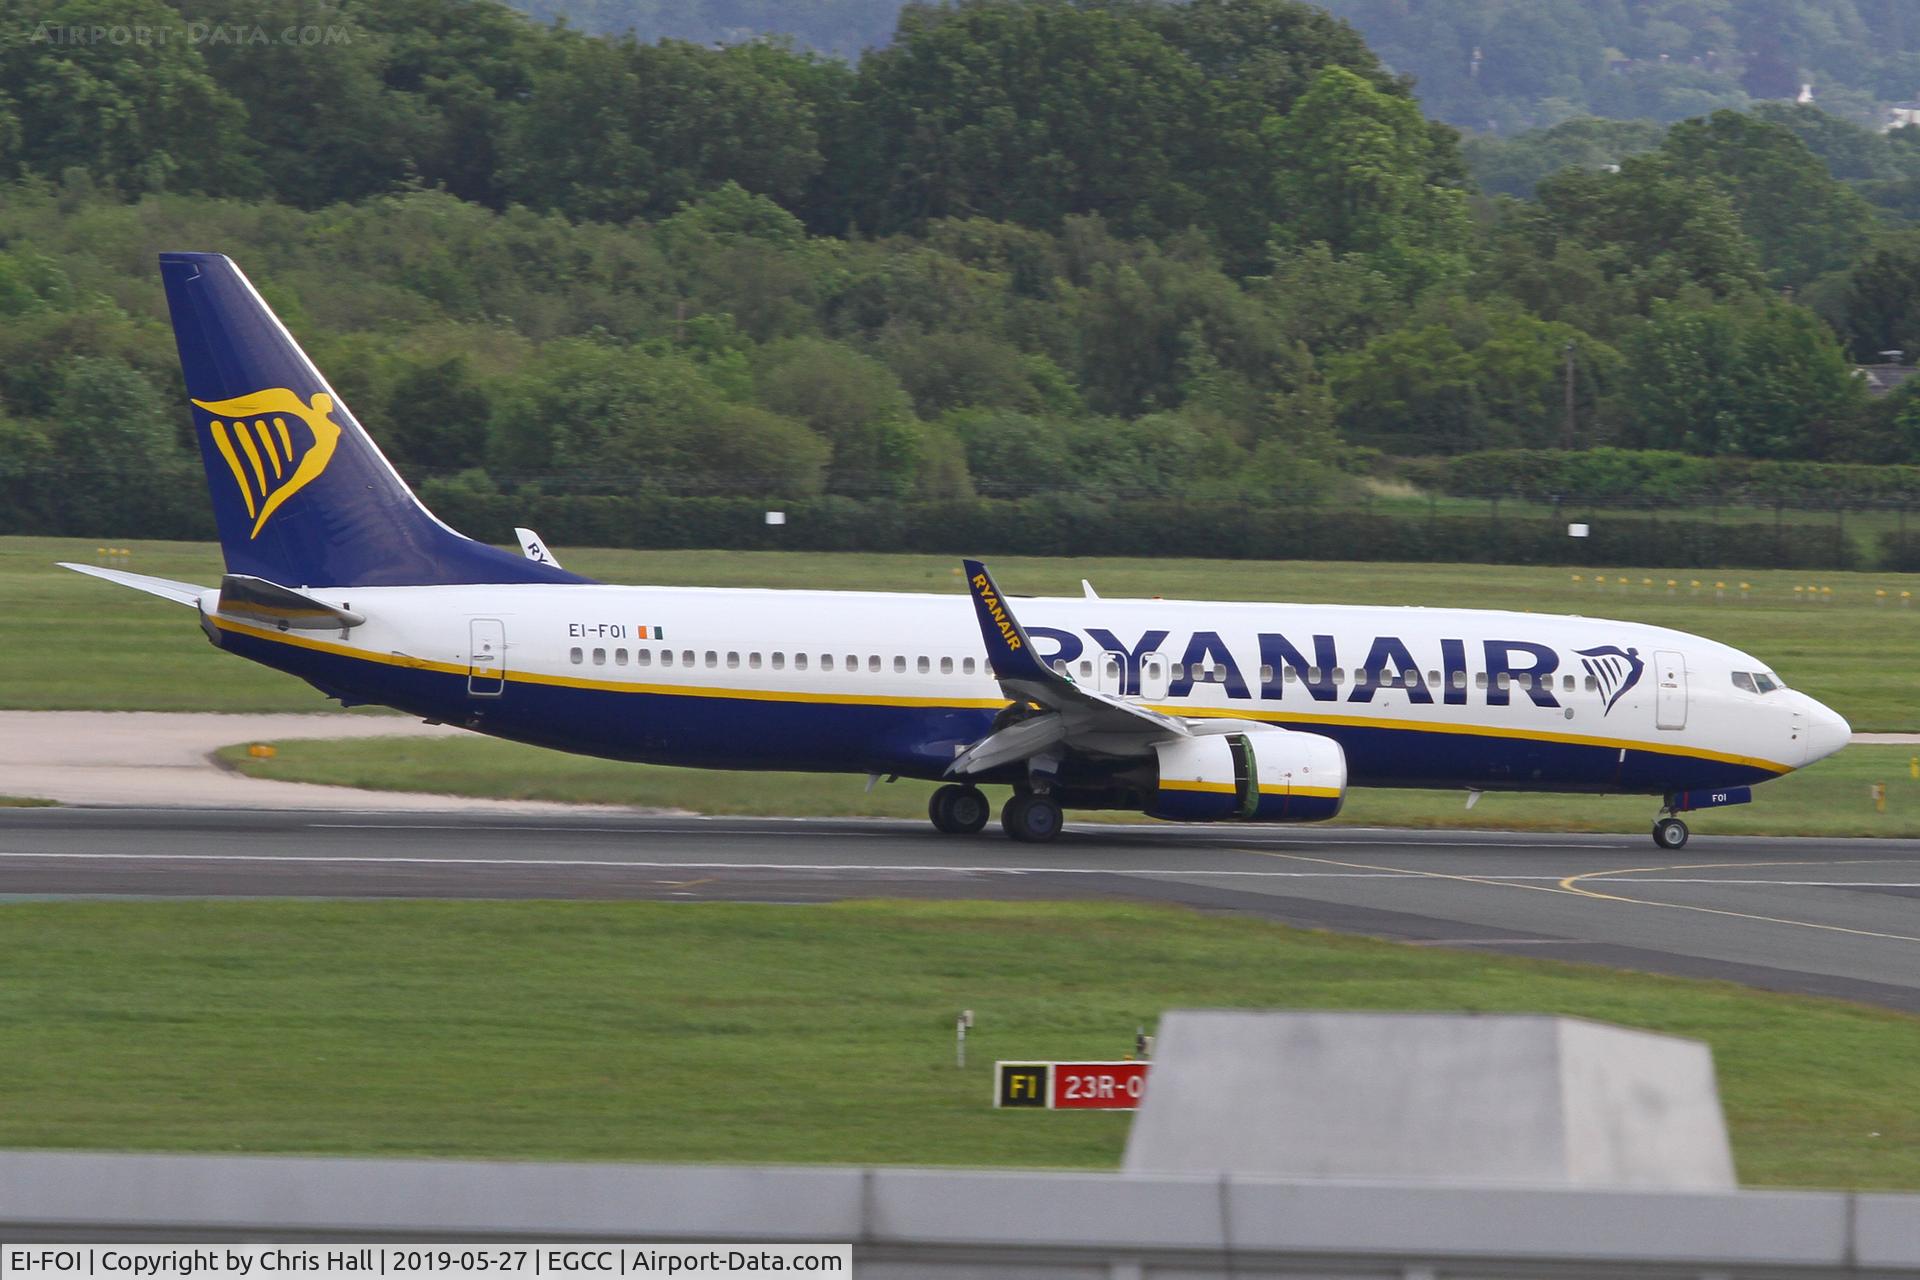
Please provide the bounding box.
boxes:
[199,583,1848,795]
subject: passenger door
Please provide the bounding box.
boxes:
[1653,649,1686,730]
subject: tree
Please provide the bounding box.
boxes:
[1622,298,1864,459]
[752,338,921,494]
[1529,158,1764,310]
[0,0,254,195]
[838,0,1216,240]
[1836,231,1920,362]
[1326,299,1612,453]
[1464,117,1667,199]
[490,339,829,495]
[1265,66,1469,295]
[1660,109,1873,287]
[498,35,827,222]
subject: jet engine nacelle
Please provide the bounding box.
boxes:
[1145,727,1346,823]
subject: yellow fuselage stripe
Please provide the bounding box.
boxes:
[210,617,1792,775]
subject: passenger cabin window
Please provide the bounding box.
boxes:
[1332,668,1345,685]
[636,649,652,667]
[1259,665,1274,683]
[1052,659,1069,677]
[821,655,834,672]
[615,649,628,666]
[1078,660,1093,679]
[704,651,717,668]
[918,656,931,674]
[726,652,740,669]
[893,656,907,674]
[1584,675,1597,691]
[1306,667,1321,683]
[1562,673,1574,692]
[681,650,695,667]
[569,647,584,665]
[749,653,763,669]
[963,657,977,675]
[771,653,785,670]
[1428,670,1441,686]
[661,650,674,668]
[592,648,606,665]
[793,654,806,671]
[1475,672,1488,690]
[940,657,953,675]
[869,656,881,673]
[1452,672,1467,691]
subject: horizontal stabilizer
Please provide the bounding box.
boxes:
[218,575,365,630]
[58,562,206,606]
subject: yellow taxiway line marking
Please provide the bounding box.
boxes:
[1238,848,1581,899]
[1241,849,1920,947]
[1555,860,1920,945]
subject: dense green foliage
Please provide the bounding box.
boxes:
[1,0,1917,556]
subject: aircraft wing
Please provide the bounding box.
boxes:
[950,559,1187,776]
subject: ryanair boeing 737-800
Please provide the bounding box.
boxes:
[66,254,1851,846]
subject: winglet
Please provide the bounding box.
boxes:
[963,559,1055,683]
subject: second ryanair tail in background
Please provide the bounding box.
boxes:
[160,252,583,589]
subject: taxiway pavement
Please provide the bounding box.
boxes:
[3,807,1916,1014]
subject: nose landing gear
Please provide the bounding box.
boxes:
[1652,816,1689,849]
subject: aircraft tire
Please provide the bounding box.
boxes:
[1653,817,1689,850]
[1003,792,1064,843]
[929,784,990,835]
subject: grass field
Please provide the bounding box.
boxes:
[222,737,1920,837]
[1,898,1914,1187]
[10,535,1919,725]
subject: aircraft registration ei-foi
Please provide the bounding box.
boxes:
[65,254,1851,847]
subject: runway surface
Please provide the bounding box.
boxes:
[4,807,1919,1014]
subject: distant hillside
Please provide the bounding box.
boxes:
[507,0,1920,132]
[504,0,905,56]
[1301,0,1919,134]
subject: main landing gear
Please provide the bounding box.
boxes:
[929,784,991,835]
[1652,816,1689,850]
[1002,791,1064,843]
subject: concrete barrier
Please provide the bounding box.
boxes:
[1124,1011,1736,1188]
[2,1151,1917,1276]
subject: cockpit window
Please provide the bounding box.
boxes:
[1733,671,1784,694]
[1731,671,1755,693]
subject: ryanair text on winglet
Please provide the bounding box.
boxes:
[973,573,1022,650]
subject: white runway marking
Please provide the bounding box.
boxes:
[0,850,1581,878]
[300,821,1634,850]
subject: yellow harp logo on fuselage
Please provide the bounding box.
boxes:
[193,388,343,539]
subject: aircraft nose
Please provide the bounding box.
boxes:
[1801,698,1851,765]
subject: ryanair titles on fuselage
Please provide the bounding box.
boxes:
[1029,626,1645,715]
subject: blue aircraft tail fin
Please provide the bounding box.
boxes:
[160,252,585,588]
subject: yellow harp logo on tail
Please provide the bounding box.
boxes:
[192,388,343,538]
